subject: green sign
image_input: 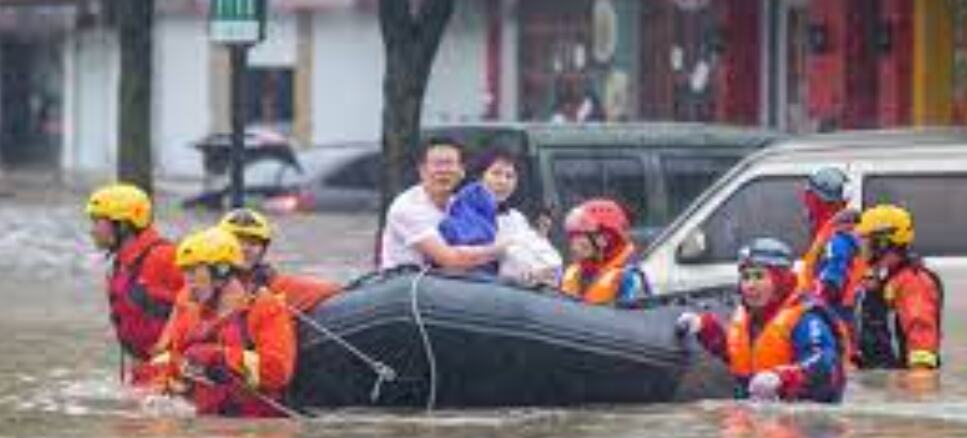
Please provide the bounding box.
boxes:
[209,0,266,44]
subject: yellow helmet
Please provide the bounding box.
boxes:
[218,208,272,242]
[86,183,152,229]
[175,227,244,269]
[857,204,914,246]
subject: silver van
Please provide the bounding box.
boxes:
[640,128,967,302]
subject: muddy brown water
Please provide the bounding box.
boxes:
[2,191,967,438]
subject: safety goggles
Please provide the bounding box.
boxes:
[739,267,768,282]
[227,210,261,227]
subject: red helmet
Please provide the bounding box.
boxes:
[564,198,630,237]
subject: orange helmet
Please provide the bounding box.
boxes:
[564,198,630,237]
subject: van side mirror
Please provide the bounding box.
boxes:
[677,228,708,264]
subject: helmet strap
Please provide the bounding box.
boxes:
[252,242,269,267]
[251,263,275,291]
[209,263,233,282]
[109,221,136,253]
[588,232,609,261]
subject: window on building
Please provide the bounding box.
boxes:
[698,176,808,263]
[863,174,967,256]
[551,153,648,226]
[639,1,733,122]
[518,0,595,121]
[246,67,294,133]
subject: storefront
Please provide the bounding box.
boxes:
[0,4,74,168]
[517,0,761,125]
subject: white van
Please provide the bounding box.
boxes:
[640,128,967,300]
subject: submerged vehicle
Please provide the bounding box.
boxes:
[288,269,736,409]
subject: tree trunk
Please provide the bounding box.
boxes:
[115,0,154,194]
[378,0,455,218]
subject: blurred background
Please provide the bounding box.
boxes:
[0,0,962,179]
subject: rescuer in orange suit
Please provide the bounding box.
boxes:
[854,204,943,371]
[153,227,297,417]
[559,198,650,306]
[218,208,341,312]
[677,238,846,403]
[86,183,185,376]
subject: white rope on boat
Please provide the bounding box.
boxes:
[409,267,437,413]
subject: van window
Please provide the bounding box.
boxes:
[551,154,648,226]
[863,174,967,256]
[660,155,741,224]
[698,176,809,262]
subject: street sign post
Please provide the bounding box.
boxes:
[209,0,266,208]
[210,0,266,44]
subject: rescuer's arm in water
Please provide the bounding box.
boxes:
[893,271,941,369]
[268,273,342,312]
[772,311,842,400]
[676,312,729,362]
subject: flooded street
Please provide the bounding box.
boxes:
[3,187,967,437]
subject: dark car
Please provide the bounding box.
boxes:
[182,129,381,211]
[264,142,382,212]
[422,122,783,247]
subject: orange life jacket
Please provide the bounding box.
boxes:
[560,243,635,305]
[798,215,866,307]
[727,294,808,377]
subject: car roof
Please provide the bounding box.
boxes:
[643,127,967,254]
[422,121,783,150]
[744,127,967,163]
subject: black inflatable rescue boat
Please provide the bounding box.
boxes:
[288,269,737,408]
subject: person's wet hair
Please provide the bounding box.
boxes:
[469,147,519,180]
[419,137,465,164]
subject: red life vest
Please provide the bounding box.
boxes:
[561,243,635,305]
[859,261,944,368]
[107,236,175,360]
[798,214,866,307]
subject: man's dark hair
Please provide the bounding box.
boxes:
[419,136,465,164]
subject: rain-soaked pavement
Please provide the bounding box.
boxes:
[3,177,967,437]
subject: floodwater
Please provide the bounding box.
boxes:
[3,185,967,438]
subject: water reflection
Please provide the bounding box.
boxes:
[717,405,848,438]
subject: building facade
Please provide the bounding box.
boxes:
[1,0,965,177]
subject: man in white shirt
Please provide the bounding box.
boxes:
[379,139,504,270]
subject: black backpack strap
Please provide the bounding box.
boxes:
[236,311,257,351]
[126,240,174,320]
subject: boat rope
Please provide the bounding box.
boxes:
[181,365,307,419]
[409,267,437,413]
[285,303,397,403]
